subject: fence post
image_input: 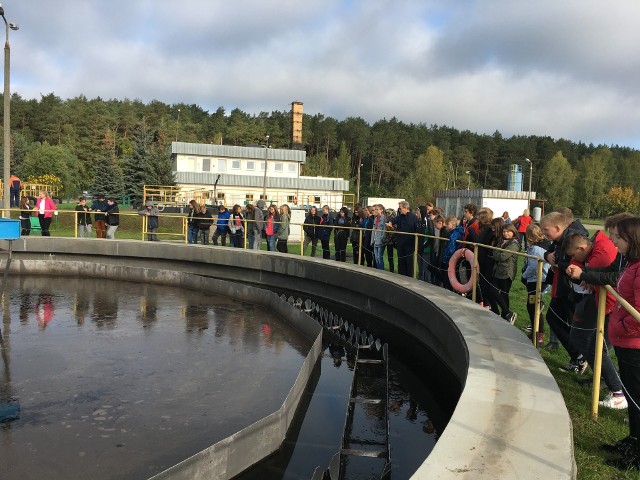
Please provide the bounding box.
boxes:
[413,234,419,279]
[591,286,608,420]
[300,224,305,256]
[471,243,479,302]
[74,211,78,238]
[358,229,363,265]
[532,260,544,346]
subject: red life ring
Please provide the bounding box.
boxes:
[448,248,475,294]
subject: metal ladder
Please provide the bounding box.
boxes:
[283,297,391,480]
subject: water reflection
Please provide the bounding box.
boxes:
[0,276,312,480]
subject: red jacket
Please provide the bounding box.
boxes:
[609,259,640,349]
[570,231,618,314]
[516,215,532,233]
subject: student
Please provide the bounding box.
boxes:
[138,200,160,241]
[361,207,375,267]
[91,194,109,239]
[187,200,200,244]
[75,196,92,238]
[462,203,480,243]
[601,217,640,469]
[370,205,386,269]
[197,205,213,245]
[303,206,321,257]
[489,223,520,323]
[514,209,533,247]
[476,210,499,307]
[334,206,350,262]
[541,210,589,372]
[386,201,419,277]
[264,204,279,252]
[563,232,626,409]
[317,205,334,260]
[418,206,435,282]
[441,216,464,291]
[252,200,265,250]
[383,208,397,273]
[521,224,550,344]
[228,204,245,248]
[19,196,32,236]
[213,204,231,246]
[105,198,119,239]
[431,214,446,286]
[34,190,57,237]
[276,204,291,253]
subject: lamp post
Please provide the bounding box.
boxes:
[1,4,18,215]
[262,135,269,200]
[525,158,533,207]
[466,170,472,190]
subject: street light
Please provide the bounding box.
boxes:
[1,4,18,215]
[262,135,269,200]
[466,170,472,190]
[525,158,533,206]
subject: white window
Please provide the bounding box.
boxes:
[231,160,241,170]
[202,158,211,172]
[178,157,196,171]
[274,163,283,172]
[259,161,266,171]
[218,159,227,172]
[246,194,254,203]
[288,163,297,173]
[246,161,255,170]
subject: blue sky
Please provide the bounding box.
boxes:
[7,0,640,148]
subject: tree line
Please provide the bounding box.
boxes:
[1,92,639,216]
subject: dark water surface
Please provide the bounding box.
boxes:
[0,277,312,480]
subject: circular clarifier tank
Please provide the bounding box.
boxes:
[0,277,312,480]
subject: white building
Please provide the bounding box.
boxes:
[171,142,351,209]
[435,189,539,220]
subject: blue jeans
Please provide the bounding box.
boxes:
[267,235,277,251]
[374,245,385,270]
[188,226,199,244]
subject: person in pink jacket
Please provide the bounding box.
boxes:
[607,217,640,469]
[34,190,57,236]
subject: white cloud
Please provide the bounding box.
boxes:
[7,0,640,147]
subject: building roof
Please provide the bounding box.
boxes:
[171,142,306,164]
[175,172,349,191]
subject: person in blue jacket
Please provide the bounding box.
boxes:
[213,204,231,246]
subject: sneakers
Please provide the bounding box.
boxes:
[559,358,588,374]
[505,311,517,325]
[599,392,628,410]
[523,325,533,335]
[600,436,636,455]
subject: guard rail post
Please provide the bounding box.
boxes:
[471,243,479,303]
[591,286,608,419]
[532,260,544,347]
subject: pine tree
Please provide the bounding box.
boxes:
[122,121,156,198]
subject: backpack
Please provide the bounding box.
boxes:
[442,225,465,264]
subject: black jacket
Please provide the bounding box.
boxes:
[303,213,321,238]
[105,203,119,226]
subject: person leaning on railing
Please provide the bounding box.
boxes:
[34,190,57,237]
[599,217,640,470]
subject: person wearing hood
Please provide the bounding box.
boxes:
[139,200,160,241]
[252,200,265,250]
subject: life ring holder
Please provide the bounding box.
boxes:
[448,248,475,294]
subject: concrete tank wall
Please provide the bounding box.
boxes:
[2,238,576,479]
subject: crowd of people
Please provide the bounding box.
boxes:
[199,198,640,470]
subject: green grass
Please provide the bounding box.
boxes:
[508,257,639,479]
